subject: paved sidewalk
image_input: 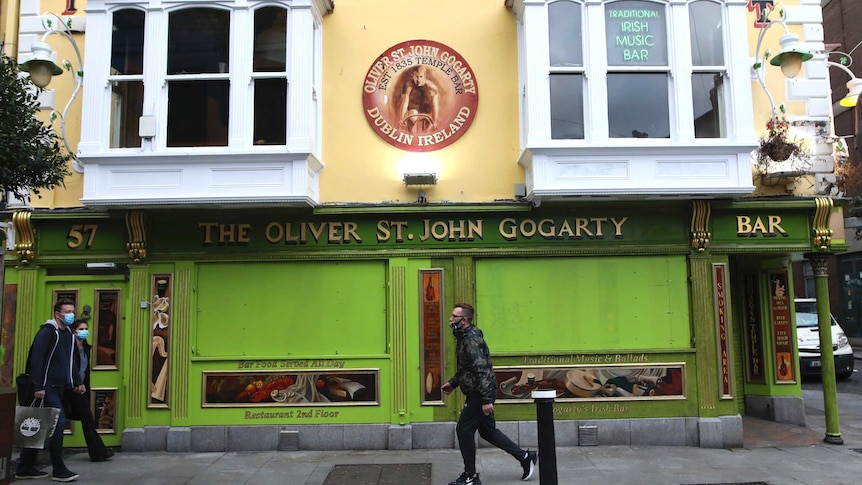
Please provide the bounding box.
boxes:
[14,439,861,485]
[14,404,862,485]
[13,363,862,484]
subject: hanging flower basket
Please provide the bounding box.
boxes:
[761,136,799,162]
[756,115,805,164]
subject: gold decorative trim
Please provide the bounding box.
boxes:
[812,197,833,250]
[125,210,148,263]
[12,210,35,264]
[690,200,711,253]
[808,254,830,277]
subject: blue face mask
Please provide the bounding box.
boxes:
[76,329,90,340]
[60,313,75,325]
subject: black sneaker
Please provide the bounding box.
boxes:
[51,469,79,482]
[520,449,537,480]
[448,471,482,485]
[91,450,114,462]
[15,468,49,479]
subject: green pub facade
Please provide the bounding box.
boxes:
[2,198,845,450]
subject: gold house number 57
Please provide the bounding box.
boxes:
[67,224,98,249]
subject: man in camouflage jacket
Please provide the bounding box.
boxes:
[441,303,537,485]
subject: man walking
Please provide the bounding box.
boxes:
[15,299,85,482]
[442,303,537,485]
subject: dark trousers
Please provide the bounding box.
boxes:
[456,395,525,475]
[18,384,68,473]
[67,392,109,460]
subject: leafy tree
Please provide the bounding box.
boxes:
[0,53,71,206]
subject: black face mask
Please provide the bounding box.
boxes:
[450,320,460,330]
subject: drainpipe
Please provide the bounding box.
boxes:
[806,253,843,444]
[0,0,21,59]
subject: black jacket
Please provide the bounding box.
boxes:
[27,320,81,392]
[71,339,93,389]
[447,324,498,404]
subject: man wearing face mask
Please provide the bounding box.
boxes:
[15,299,85,482]
[441,303,537,485]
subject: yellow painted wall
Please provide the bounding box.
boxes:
[321,0,521,204]
[747,1,807,127]
[29,1,87,209]
[746,0,816,197]
[28,0,818,207]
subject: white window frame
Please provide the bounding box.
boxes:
[508,0,757,201]
[77,0,332,207]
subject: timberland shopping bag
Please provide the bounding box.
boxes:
[13,401,60,449]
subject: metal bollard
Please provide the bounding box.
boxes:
[531,389,558,485]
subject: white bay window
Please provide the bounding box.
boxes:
[79,0,332,207]
[510,0,756,201]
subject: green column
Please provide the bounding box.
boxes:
[389,259,409,425]
[12,268,38,376]
[807,254,843,444]
[126,265,150,426]
[690,255,718,416]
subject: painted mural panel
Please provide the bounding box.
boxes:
[769,270,796,383]
[420,269,444,404]
[494,365,685,402]
[94,289,120,369]
[92,388,118,434]
[149,274,172,407]
[203,370,379,407]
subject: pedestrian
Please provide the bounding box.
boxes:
[68,319,114,462]
[441,303,537,485]
[15,299,85,482]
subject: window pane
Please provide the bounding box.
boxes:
[550,74,584,139]
[254,7,287,72]
[254,79,287,145]
[167,81,229,147]
[168,8,230,75]
[607,74,669,138]
[549,1,582,67]
[690,1,724,66]
[110,81,143,148]
[111,9,144,75]
[692,73,726,138]
[605,1,667,66]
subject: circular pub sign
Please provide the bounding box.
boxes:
[362,40,479,152]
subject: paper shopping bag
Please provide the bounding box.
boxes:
[13,403,60,449]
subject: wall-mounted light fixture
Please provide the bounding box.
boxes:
[752,10,814,118]
[753,8,862,112]
[18,12,85,172]
[835,68,862,108]
[86,262,117,269]
[403,173,438,186]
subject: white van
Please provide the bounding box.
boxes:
[794,298,854,379]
